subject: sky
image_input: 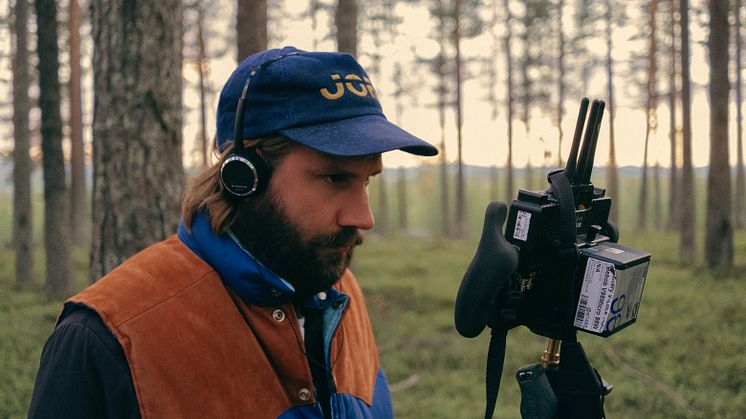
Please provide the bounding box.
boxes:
[182,0,725,170]
[0,0,739,170]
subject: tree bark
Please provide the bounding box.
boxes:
[454,0,466,238]
[639,0,659,231]
[654,160,661,227]
[705,0,733,268]
[436,0,449,237]
[489,0,500,202]
[376,174,389,236]
[197,4,209,168]
[735,0,745,229]
[667,0,680,230]
[69,0,86,245]
[12,0,34,288]
[236,0,267,62]
[520,0,532,192]
[90,0,184,281]
[605,0,619,224]
[504,0,514,203]
[557,0,565,168]
[679,0,696,263]
[336,0,357,57]
[397,167,408,231]
[309,0,321,51]
[36,0,73,295]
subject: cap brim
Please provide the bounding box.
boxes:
[278,114,438,157]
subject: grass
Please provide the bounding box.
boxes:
[353,230,746,418]
[1,175,745,417]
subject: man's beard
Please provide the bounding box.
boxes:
[231,191,363,304]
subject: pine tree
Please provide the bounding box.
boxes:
[336,0,357,57]
[12,0,34,288]
[735,0,745,229]
[236,0,267,61]
[89,0,184,280]
[679,0,696,263]
[35,0,73,295]
[68,0,86,245]
[705,0,733,268]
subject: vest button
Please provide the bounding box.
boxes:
[272,309,286,322]
[298,388,311,401]
[317,291,327,301]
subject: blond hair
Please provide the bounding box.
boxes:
[181,136,297,234]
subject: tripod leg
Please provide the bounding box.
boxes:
[546,341,611,419]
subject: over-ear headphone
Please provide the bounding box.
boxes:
[219,66,271,197]
[220,52,299,197]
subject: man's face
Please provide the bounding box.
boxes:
[232,146,382,303]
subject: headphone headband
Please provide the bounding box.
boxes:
[221,52,299,198]
[232,52,299,151]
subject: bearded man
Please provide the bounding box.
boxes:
[28,47,437,418]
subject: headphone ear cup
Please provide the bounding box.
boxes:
[220,150,269,197]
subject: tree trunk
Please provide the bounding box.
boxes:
[436,0,449,237]
[376,174,389,236]
[639,0,659,231]
[520,0,533,192]
[397,167,408,231]
[679,0,696,263]
[12,0,34,288]
[639,125,650,230]
[197,4,209,168]
[236,0,267,62]
[736,0,745,229]
[705,0,733,268]
[90,0,184,281]
[36,0,73,295]
[309,0,321,51]
[69,0,86,245]
[489,0,500,201]
[557,0,565,168]
[654,161,661,227]
[336,0,357,57]
[454,0,466,238]
[605,0,619,224]
[504,0,514,203]
[667,0,680,230]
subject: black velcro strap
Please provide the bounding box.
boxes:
[484,328,508,419]
[548,170,576,248]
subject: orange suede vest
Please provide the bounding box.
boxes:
[66,236,381,418]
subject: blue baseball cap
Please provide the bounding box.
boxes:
[216,46,438,157]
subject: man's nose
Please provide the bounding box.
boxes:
[338,186,375,231]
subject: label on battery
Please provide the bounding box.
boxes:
[574,258,616,333]
[513,210,531,241]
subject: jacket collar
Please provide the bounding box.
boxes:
[177,211,344,308]
[177,211,295,307]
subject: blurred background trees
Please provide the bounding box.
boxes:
[35,0,73,294]
[2,0,746,289]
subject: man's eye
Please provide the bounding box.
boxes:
[323,174,349,184]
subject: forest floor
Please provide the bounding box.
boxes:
[1,229,746,418]
[354,230,746,418]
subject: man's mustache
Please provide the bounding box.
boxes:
[311,228,364,248]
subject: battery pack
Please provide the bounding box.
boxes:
[573,242,651,337]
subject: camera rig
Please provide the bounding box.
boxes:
[454,98,651,419]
